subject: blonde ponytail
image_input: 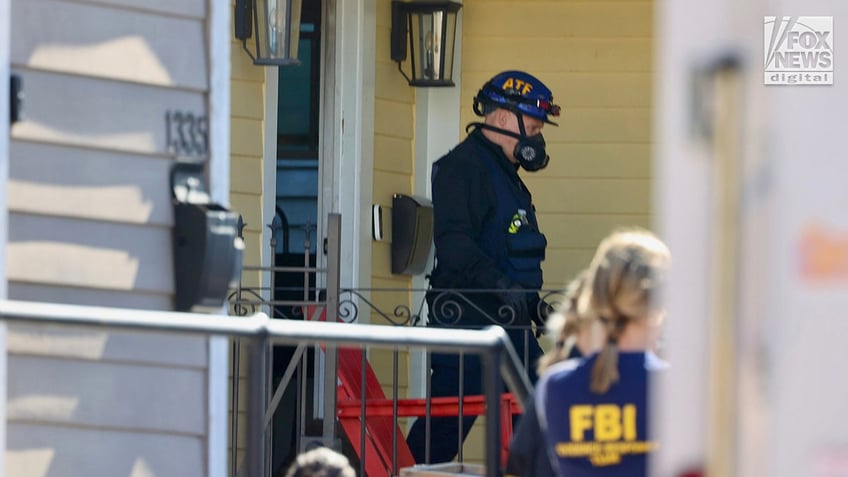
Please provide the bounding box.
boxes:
[585,229,670,394]
[590,315,627,393]
[591,341,620,394]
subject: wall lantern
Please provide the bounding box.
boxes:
[391,1,462,87]
[234,0,303,66]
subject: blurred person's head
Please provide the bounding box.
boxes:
[536,269,594,375]
[284,447,355,477]
[585,229,671,394]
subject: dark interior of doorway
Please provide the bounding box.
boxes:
[270,0,320,473]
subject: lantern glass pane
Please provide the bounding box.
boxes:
[258,0,302,62]
[408,6,459,84]
[442,11,457,81]
[411,11,443,81]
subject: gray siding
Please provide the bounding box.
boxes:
[6,0,227,475]
[5,328,217,477]
[8,0,210,300]
[8,213,173,293]
[7,424,205,477]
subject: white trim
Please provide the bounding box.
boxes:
[409,5,463,399]
[0,0,9,303]
[357,0,376,294]
[207,336,229,477]
[314,0,337,418]
[312,0,375,418]
[318,0,374,299]
[1,2,9,466]
[262,67,279,308]
[208,0,231,206]
[0,324,5,477]
[317,0,336,293]
[206,2,230,475]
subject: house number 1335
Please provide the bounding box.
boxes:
[165,111,209,157]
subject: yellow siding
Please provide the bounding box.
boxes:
[228,23,266,462]
[375,135,414,175]
[460,0,655,462]
[462,0,655,293]
[368,0,418,410]
[229,36,265,288]
[372,0,415,290]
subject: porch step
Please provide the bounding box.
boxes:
[400,463,485,476]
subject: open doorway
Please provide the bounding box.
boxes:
[275,0,320,259]
[270,0,322,474]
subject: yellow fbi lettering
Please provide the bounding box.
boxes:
[569,404,638,442]
[501,78,533,95]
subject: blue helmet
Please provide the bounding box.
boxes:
[474,70,561,125]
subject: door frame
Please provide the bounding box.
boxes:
[266,0,374,303]
[0,0,10,471]
[317,0,375,295]
[1,0,9,301]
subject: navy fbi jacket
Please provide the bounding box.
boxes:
[428,128,547,308]
[535,352,667,477]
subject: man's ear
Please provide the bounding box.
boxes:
[495,108,509,127]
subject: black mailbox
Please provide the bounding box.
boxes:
[391,194,433,275]
[171,161,244,312]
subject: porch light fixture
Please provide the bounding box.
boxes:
[234,0,303,66]
[391,1,462,87]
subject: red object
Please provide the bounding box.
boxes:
[307,306,520,476]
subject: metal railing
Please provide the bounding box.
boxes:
[0,299,531,477]
[227,212,565,475]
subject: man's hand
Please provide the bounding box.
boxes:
[494,278,530,323]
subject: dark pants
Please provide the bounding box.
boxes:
[406,328,542,464]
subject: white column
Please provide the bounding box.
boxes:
[207,3,231,475]
[0,0,11,470]
[208,0,231,207]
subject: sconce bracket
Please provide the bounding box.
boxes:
[390,1,408,63]
[234,0,252,40]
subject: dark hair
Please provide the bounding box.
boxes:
[481,102,499,115]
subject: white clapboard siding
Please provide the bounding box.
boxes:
[11,0,208,90]
[9,141,173,226]
[5,0,228,474]
[10,69,206,156]
[7,423,204,477]
[7,213,173,293]
[62,0,206,19]
[6,324,207,368]
[8,282,172,311]
[7,355,205,434]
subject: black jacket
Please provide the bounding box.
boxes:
[429,128,521,290]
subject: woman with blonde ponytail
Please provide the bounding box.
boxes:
[533,229,670,477]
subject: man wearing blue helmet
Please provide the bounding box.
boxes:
[406,70,561,464]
